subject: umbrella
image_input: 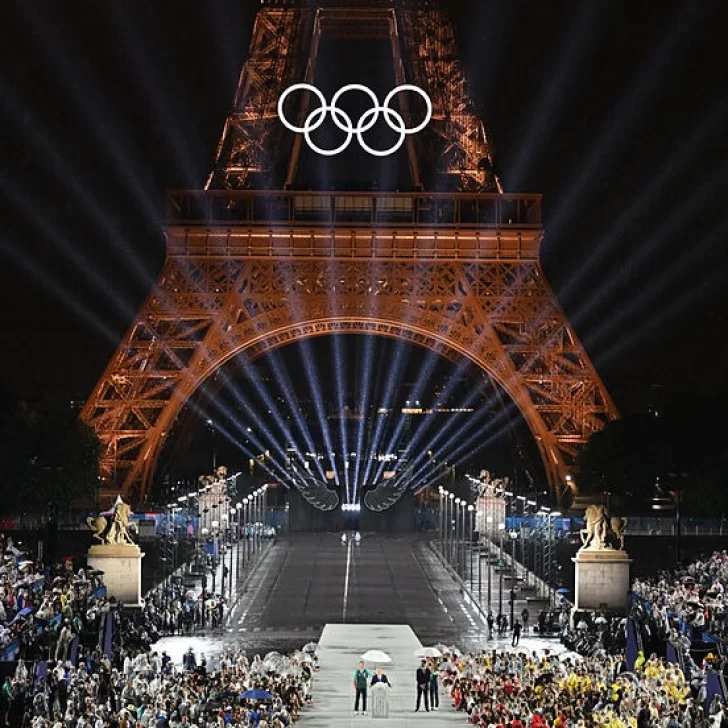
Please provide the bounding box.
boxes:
[555,588,570,594]
[415,647,443,658]
[360,650,392,664]
[439,661,458,672]
[8,607,34,625]
[241,689,272,701]
[595,616,608,625]
[302,642,319,654]
[18,561,34,570]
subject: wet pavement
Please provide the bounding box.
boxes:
[153,533,566,665]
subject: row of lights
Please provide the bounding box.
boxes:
[438,486,476,515]
[466,474,562,518]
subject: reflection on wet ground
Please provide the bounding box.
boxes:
[152,533,567,666]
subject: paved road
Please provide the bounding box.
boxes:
[223,533,546,648]
[153,533,564,664]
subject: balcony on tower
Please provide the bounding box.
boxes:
[164,189,543,261]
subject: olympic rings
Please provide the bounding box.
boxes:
[277,83,432,157]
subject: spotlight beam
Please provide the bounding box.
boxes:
[2,181,138,322]
[547,3,703,239]
[557,96,728,313]
[105,4,201,187]
[14,3,160,223]
[572,163,728,332]
[263,349,328,482]
[299,338,340,489]
[586,218,728,358]
[361,338,408,487]
[371,348,442,484]
[332,334,351,503]
[399,388,517,488]
[0,234,119,345]
[597,258,727,369]
[352,335,375,500]
[508,1,610,188]
[374,357,479,484]
[0,84,156,287]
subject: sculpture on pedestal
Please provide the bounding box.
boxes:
[86,496,144,606]
[87,496,137,545]
[579,505,627,551]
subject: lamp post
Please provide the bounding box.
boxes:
[200,526,210,626]
[508,529,518,628]
[498,522,505,617]
[467,504,475,589]
[459,500,467,577]
[242,497,250,566]
[486,515,493,609]
[229,508,236,600]
[235,501,242,581]
[438,487,445,557]
[446,493,454,566]
[211,519,219,596]
[453,498,460,574]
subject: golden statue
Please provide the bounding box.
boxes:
[579,505,627,551]
[87,496,136,545]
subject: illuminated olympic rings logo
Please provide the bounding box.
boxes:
[277,83,432,157]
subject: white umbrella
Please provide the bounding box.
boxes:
[415,647,443,658]
[360,650,392,664]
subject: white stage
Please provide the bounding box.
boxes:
[300,624,463,728]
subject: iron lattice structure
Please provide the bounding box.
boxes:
[81,1,617,504]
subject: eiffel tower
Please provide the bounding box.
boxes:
[81,0,617,505]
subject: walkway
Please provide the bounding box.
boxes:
[300,624,464,728]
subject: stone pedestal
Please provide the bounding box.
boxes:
[87,543,144,606]
[573,549,631,614]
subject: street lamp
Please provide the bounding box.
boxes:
[467,504,475,590]
[438,487,445,557]
[498,522,506,617]
[448,493,455,566]
[242,497,250,566]
[235,501,242,581]
[459,499,467,577]
[454,498,462,573]
[200,526,210,626]
[486,515,493,609]
[211,519,219,596]
[508,529,518,628]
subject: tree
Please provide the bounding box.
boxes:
[0,390,101,511]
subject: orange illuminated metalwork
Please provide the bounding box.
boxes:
[81,1,617,504]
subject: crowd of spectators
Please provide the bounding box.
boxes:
[632,552,728,643]
[2,643,315,728]
[440,647,724,728]
[1,535,111,663]
[1,534,315,728]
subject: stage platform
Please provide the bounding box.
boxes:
[301,624,464,727]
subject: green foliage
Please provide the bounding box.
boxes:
[0,390,101,511]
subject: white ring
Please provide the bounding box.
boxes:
[277,83,432,157]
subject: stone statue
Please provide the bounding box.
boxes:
[87,496,137,545]
[579,505,627,551]
[609,516,628,550]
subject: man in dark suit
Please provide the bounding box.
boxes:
[415,661,431,712]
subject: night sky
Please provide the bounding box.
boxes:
[1,0,727,411]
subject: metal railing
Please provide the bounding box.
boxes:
[166,190,542,229]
